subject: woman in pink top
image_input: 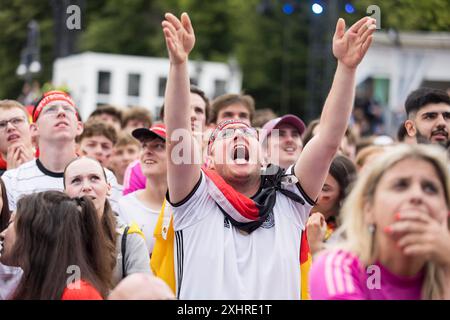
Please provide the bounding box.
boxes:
[122,159,146,195]
[310,144,450,300]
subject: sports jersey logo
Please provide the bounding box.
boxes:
[261,211,274,229]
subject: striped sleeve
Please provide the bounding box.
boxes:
[309,250,366,300]
[1,169,18,210]
[168,171,209,231]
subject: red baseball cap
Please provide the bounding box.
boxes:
[260,114,306,142]
[132,123,166,142]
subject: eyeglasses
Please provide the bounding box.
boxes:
[40,104,76,116]
[215,127,258,141]
[0,116,27,131]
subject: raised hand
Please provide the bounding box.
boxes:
[333,17,376,69]
[306,212,328,255]
[6,144,33,170]
[162,13,195,65]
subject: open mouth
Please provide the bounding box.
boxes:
[231,144,250,164]
[7,134,20,142]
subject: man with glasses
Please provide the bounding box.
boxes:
[162,13,376,299]
[2,91,121,211]
[0,100,34,175]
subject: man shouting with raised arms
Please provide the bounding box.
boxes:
[162,12,376,299]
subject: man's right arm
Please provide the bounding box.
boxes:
[162,13,202,204]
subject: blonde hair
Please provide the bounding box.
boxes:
[355,145,385,170]
[331,144,450,300]
[0,100,30,121]
[115,132,140,149]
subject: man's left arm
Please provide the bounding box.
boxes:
[295,17,376,200]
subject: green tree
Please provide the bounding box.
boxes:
[232,0,309,117]
[80,0,173,56]
[1,0,448,111]
[178,0,237,61]
[0,0,53,100]
[355,0,450,31]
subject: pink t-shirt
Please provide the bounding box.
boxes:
[309,249,424,300]
[122,160,146,195]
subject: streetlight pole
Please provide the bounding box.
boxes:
[305,0,339,122]
[280,16,291,115]
[50,0,84,58]
[16,20,42,85]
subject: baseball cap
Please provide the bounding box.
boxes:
[132,123,166,142]
[33,90,78,122]
[261,114,306,141]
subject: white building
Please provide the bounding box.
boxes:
[355,30,450,134]
[52,52,243,121]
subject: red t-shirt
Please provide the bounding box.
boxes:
[61,280,103,300]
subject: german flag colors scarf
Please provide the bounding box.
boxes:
[202,164,305,233]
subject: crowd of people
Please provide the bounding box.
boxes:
[0,12,449,300]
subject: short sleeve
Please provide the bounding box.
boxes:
[167,171,211,230]
[309,250,367,300]
[284,165,316,205]
[282,165,315,226]
[124,233,152,275]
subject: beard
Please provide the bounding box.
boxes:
[416,129,450,150]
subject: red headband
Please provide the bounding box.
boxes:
[207,119,251,155]
[33,91,77,122]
